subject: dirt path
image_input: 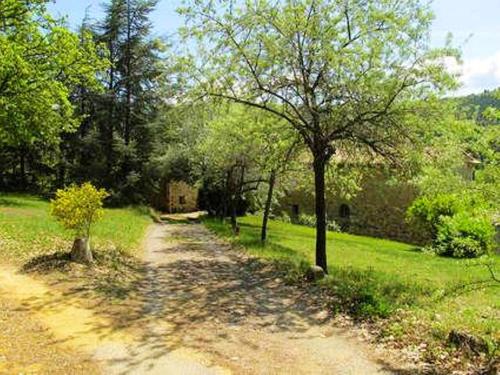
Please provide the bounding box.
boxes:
[121,222,395,374]
[0,223,404,374]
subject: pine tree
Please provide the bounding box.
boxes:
[58,0,166,203]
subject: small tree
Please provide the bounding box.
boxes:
[50,183,109,263]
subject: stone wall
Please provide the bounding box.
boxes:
[165,181,198,213]
[278,168,430,245]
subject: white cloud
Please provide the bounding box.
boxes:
[443,51,500,95]
[462,52,500,82]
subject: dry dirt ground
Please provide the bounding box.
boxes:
[0,296,99,374]
[0,222,413,374]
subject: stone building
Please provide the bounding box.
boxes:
[279,168,428,245]
[279,155,481,245]
[154,181,198,213]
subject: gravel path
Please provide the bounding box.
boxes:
[116,222,394,375]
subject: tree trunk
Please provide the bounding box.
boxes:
[124,0,132,146]
[230,197,238,235]
[261,170,276,243]
[221,170,231,222]
[71,237,93,264]
[313,154,328,273]
[220,200,227,222]
[19,150,26,189]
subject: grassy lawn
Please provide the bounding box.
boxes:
[205,215,499,358]
[0,194,151,265]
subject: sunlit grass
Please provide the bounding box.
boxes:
[0,193,151,264]
[204,215,499,347]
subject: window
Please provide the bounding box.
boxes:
[179,196,186,205]
[339,204,350,219]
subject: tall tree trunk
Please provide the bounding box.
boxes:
[231,164,246,235]
[124,0,132,146]
[19,149,26,189]
[221,199,227,222]
[221,170,230,222]
[261,169,276,243]
[313,153,328,273]
[58,163,66,188]
[230,196,238,234]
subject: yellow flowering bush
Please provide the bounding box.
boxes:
[50,183,109,238]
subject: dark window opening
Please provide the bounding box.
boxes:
[291,204,299,216]
[179,196,186,204]
[339,204,350,219]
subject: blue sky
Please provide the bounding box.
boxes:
[48,0,500,96]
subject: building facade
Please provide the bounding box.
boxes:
[279,168,429,245]
[154,181,198,213]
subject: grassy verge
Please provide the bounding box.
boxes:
[204,215,499,370]
[0,193,152,302]
[0,194,151,264]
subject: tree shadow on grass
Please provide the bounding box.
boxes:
[238,237,307,260]
[0,197,24,207]
[21,247,147,301]
[160,218,195,225]
[0,195,46,208]
[21,251,72,273]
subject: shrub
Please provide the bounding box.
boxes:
[297,213,316,227]
[322,267,427,319]
[407,193,464,238]
[295,213,341,232]
[327,219,342,232]
[277,211,291,223]
[408,193,494,258]
[51,182,109,237]
[50,183,109,263]
[434,213,495,258]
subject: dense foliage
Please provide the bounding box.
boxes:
[434,213,495,258]
[0,0,105,190]
[406,90,499,257]
[456,89,500,124]
[0,0,169,204]
[408,193,495,258]
[407,194,466,238]
[50,183,109,238]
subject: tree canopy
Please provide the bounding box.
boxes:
[0,0,104,147]
[179,0,459,270]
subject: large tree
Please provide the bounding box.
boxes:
[0,0,104,187]
[57,0,167,203]
[96,0,165,202]
[179,0,458,271]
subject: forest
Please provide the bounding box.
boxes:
[0,0,498,374]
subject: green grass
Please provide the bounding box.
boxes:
[205,215,499,355]
[0,194,151,264]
